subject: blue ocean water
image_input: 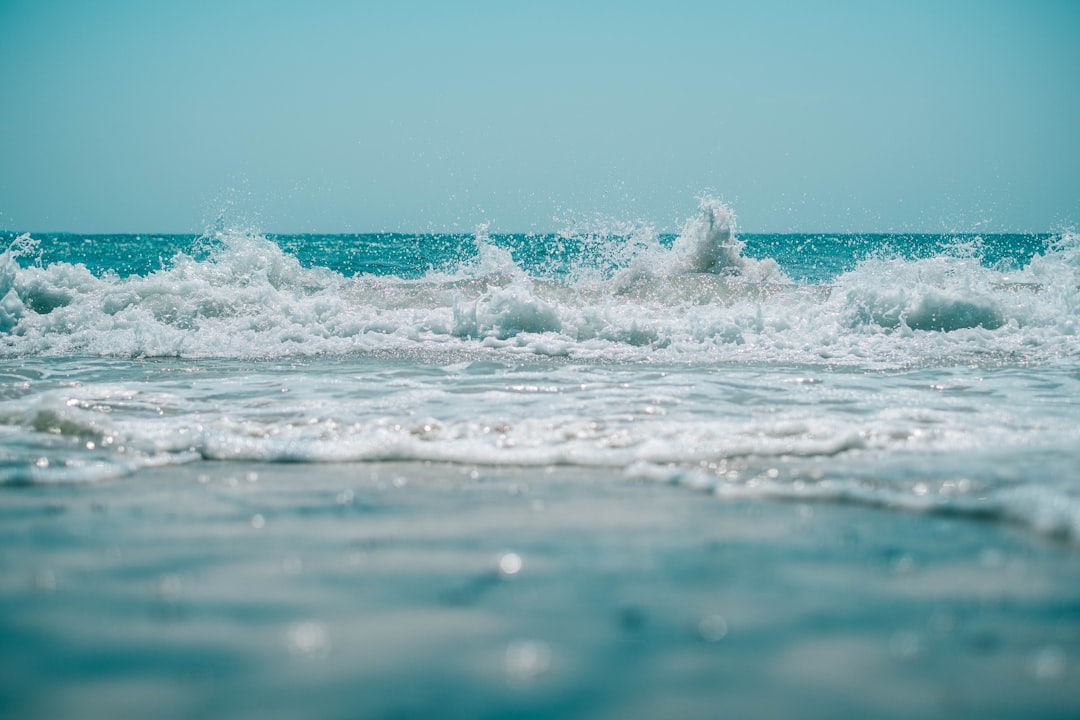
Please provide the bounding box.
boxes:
[1,198,1078,540]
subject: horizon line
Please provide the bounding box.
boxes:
[0,227,1060,237]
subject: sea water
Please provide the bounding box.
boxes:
[1,197,1078,542]
[3,198,1080,717]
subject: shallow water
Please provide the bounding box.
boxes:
[3,354,1078,543]
[2,198,1079,540]
[2,462,1078,719]
[1,198,1079,716]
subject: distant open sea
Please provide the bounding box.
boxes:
[2,199,1077,542]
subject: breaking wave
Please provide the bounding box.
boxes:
[0,197,1077,368]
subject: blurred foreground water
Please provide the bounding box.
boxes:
[2,462,1078,720]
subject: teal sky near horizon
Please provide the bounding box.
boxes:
[1,0,1078,234]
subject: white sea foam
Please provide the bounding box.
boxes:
[5,354,1078,542]
[1,201,1078,367]
[2,201,1079,544]
[666,196,781,281]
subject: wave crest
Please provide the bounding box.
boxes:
[1,201,1078,366]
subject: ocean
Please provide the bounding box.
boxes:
[2,198,1079,718]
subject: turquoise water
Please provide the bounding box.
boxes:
[1,199,1079,717]
[2,199,1078,539]
[4,461,1079,719]
[2,229,1051,283]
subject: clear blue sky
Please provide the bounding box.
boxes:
[1,0,1077,233]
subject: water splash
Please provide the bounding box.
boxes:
[0,200,1076,367]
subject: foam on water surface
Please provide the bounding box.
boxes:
[0,199,1073,367]
[1,198,1079,543]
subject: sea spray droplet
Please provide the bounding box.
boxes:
[698,615,729,643]
[1032,646,1067,681]
[156,574,183,598]
[287,621,332,660]
[498,552,523,577]
[888,631,922,661]
[505,639,551,683]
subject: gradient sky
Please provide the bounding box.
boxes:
[1,0,1078,233]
